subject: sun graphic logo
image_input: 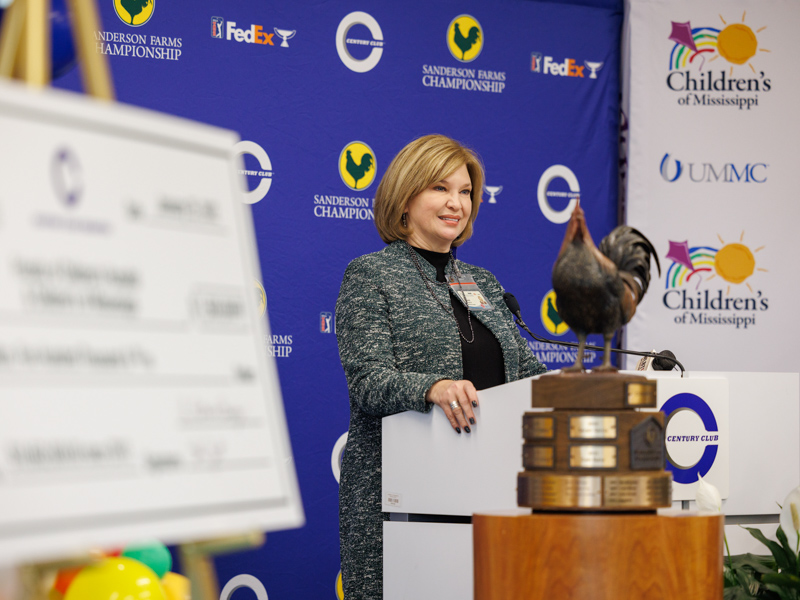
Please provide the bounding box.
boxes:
[665,232,767,295]
[447,15,483,63]
[668,11,769,75]
[114,0,154,27]
[540,290,569,336]
[339,142,376,191]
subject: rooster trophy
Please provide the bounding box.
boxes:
[552,202,660,372]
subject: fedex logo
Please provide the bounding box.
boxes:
[225,20,274,45]
[531,53,585,77]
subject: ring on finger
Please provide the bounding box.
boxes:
[449,400,461,411]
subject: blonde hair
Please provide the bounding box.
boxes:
[374,134,484,247]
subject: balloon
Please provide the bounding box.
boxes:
[122,539,173,579]
[161,572,191,600]
[64,557,166,600]
[52,566,81,595]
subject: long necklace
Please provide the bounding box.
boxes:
[406,242,475,344]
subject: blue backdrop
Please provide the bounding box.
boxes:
[47,0,623,596]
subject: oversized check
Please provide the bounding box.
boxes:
[0,81,303,564]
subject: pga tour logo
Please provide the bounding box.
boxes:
[320,312,333,333]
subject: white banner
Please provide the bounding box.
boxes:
[623,0,800,372]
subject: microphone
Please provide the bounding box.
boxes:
[502,292,684,375]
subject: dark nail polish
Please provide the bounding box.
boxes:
[469,417,475,425]
[472,401,478,407]
[464,426,471,433]
[456,427,461,434]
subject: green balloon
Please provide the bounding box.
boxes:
[121,539,172,579]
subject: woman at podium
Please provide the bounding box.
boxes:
[336,134,546,599]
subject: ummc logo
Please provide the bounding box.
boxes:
[662,393,718,484]
[114,0,154,26]
[447,15,483,63]
[659,153,766,183]
[336,11,384,73]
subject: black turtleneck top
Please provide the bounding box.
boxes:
[413,247,506,391]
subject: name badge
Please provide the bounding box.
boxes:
[446,272,493,310]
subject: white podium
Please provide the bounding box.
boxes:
[382,371,799,600]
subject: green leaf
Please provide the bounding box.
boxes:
[729,553,779,575]
[776,526,799,572]
[746,527,794,573]
[763,573,800,591]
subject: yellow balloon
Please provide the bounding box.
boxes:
[64,557,166,600]
[161,572,191,600]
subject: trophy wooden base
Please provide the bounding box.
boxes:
[518,471,672,511]
[473,512,723,600]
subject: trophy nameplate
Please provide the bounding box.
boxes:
[569,415,617,439]
[569,445,617,469]
[522,446,555,469]
[524,416,555,439]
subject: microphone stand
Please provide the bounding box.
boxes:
[506,300,685,377]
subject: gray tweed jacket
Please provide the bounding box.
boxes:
[336,240,546,599]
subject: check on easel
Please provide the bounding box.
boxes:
[0,80,304,565]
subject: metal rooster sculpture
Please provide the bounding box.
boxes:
[552,202,660,372]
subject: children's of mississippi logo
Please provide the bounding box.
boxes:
[339,142,376,191]
[667,12,771,109]
[114,0,154,27]
[447,15,482,62]
[662,232,768,328]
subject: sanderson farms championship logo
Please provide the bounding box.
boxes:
[667,11,771,109]
[114,0,154,26]
[663,231,768,328]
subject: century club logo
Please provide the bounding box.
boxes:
[113,0,153,27]
[666,13,771,109]
[660,153,767,183]
[663,231,768,328]
[336,11,384,73]
[447,15,482,63]
[661,393,720,484]
[531,52,603,79]
[537,165,580,224]
[51,147,83,207]
[234,140,273,204]
[339,141,376,191]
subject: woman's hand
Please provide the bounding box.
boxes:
[426,379,478,434]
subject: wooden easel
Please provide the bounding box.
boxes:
[0,0,113,98]
[0,4,268,599]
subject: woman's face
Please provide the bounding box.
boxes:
[404,164,472,253]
